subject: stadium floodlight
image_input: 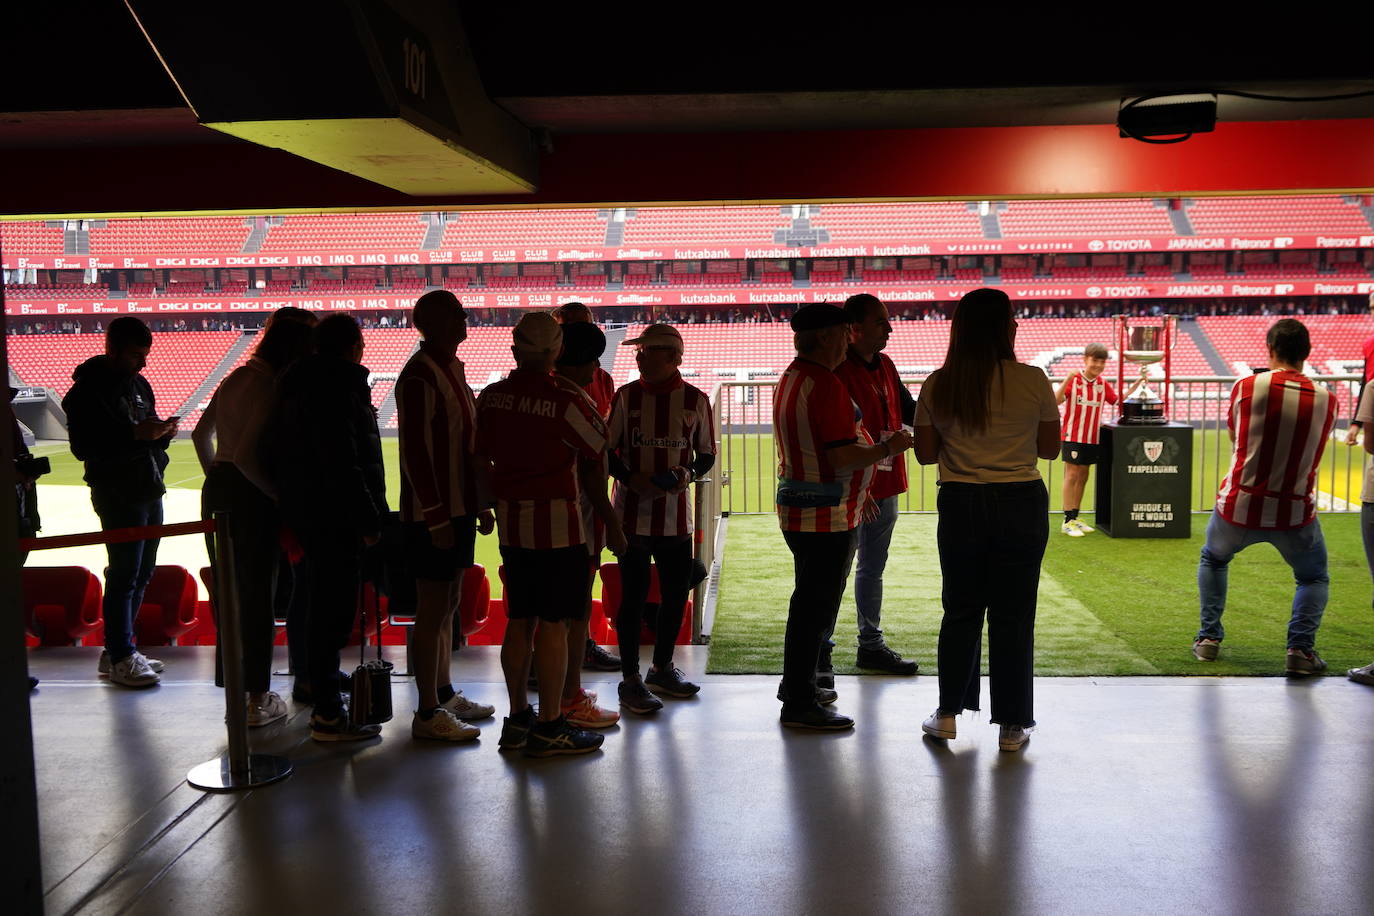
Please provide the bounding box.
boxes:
[1117,94,1218,144]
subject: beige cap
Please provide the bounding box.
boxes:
[625,323,684,352]
[512,311,563,354]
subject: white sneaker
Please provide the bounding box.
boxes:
[999,724,1032,752]
[99,649,164,676]
[247,692,288,727]
[921,710,956,739]
[442,690,496,720]
[1071,518,1094,533]
[412,707,480,742]
[1060,521,1085,537]
[108,652,160,688]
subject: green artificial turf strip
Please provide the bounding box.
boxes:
[706,513,1374,677]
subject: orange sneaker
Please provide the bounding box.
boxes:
[561,688,621,729]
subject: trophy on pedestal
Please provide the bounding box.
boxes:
[1115,314,1175,425]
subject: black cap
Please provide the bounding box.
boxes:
[556,321,607,366]
[790,303,848,331]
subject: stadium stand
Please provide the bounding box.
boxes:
[260,214,428,252]
[89,218,251,255]
[6,331,238,407]
[813,202,983,239]
[441,209,605,247]
[4,282,109,300]
[1000,200,1175,236]
[0,221,65,256]
[1187,196,1373,235]
[621,206,791,243]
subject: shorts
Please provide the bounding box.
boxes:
[500,544,592,623]
[1061,442,1101,466]
[405,515,477,582]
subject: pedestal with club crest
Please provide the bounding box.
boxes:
[1095,422,1193,538]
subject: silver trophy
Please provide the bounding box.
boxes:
[1116,316,1174,425]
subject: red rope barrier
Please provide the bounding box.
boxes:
[18,519,216,552]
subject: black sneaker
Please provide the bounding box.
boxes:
[780,703,854,730]
[524,715,605,757]
[583,640,622,671]
[499,706,537,750]
[29,676,39,692]
[309,712,382,742]
[776,682,839,706]
[618,678,665,715]
[856,645,919,675]
[645,665,701,698]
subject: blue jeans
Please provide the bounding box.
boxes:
[830,494,900,651]
[1196,511,1328,650]
[92,491,163,663]
[1362,503,1374,609]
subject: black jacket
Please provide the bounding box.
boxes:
[264,354,387,535]
[61,356,170,502]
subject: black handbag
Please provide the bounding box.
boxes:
[350,582,394,726]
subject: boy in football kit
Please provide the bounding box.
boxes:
[476,312,610,757]
[605,324,716,713]
[1056,343,1146,537]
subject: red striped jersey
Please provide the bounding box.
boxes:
[834,351,908,500]
[476,367,608,549]
[558,374,611,554]
[773,357,874,533]
[607,374,715,537]
[1216,370,1335,530]
[397,349,487,527]
[1061,372,1117,445]
[586,367,615,420]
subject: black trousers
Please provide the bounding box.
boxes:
[935,481,1048,727]
[202,464,279,693]
[616,533,694,677]
[295,524,362,718]
[780,528,858,706]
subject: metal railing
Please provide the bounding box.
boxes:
[710,374,1367,515]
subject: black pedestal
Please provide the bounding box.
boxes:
[1096,422,1193,538]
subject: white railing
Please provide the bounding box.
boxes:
[708,374,1367,516]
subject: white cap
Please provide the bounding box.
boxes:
[624,323,684,352]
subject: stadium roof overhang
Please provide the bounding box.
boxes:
[2,5,1373,217]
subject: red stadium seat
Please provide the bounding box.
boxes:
[22,567,103,646]
[133,565,200,646]
[598,562,693,645]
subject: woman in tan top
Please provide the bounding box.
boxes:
[913,289,1060,752]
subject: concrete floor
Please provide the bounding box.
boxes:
[26,645,1374,916]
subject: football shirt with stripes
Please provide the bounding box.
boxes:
[1061,372,1116,445]
[607,374,715,537]
[476,367,608,549]
[397,350,486,528]
[773,357,874,533]
[1215,369,1335,530]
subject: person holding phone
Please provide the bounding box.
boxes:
[62,317,177,688]
[606,323,716,712]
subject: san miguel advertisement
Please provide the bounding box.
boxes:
[4,232,1373,271]
[9,278,1374,316]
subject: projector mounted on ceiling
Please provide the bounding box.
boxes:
[1117,94,1218,144]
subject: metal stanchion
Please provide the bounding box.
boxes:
[188,511,292,791]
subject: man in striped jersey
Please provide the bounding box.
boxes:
[774,303,912,730]
[554,300,623,672]
[476,311,608,757]
[1195,318,1335,675]
[1055,343,1146,537]
[606,324,716,713]
[832,293,920,677]
[397,291,496,743]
